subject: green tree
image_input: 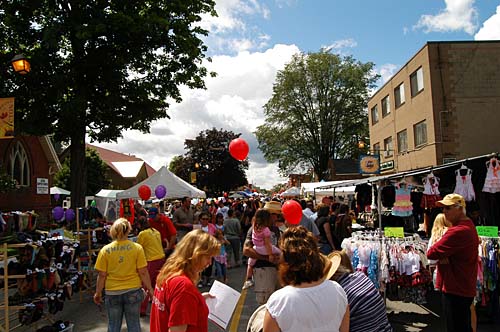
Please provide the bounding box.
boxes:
[0,0,216,207]
[0,166,16,193]
[255,51,378,181]
[55,148,111,195]
[171,128,248,197]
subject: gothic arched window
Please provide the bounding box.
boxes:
[9,141,30,186]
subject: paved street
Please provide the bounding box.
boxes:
[13,264,500,331]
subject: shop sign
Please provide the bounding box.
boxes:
[0,97,15,139]
[476,226,498,237]
[36,178,49,194]
[380,160,394,171]
[384,227,404,238]
[359,154,380,174]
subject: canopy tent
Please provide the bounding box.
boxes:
[95,189,122,221]
[50,186,71,195]
[116,166,206,200]
[281,186,301,197]
[301,181,356,195]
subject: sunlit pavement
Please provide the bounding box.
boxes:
[13,264,499,332]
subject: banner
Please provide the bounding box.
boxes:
[0,98,15,138]
[359,154,380,174]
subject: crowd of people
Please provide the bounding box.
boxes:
[92,192,480,332]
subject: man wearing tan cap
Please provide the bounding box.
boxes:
[242,200,283,304]
[427,193,478,332]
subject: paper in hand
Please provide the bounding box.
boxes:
[206,280,241,330]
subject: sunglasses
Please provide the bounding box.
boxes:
[443,205,458,210]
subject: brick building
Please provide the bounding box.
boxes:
[0,135,61,215]
[368,41,500,173]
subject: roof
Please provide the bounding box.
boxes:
[86,144,156,177]
[39,136,62,173]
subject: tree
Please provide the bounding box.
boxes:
[55,148,111,196]
[170,128,248,197]
[0,0,216,207]
[255,51,379,181]
[0,166,16,193]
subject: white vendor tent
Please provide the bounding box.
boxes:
[50,186,71,195]
[95,189,122,221]
[116,166,206,200]
[281,186,301,197]
[301,181,357,195]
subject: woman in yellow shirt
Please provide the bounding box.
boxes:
[137,216,166,316]
[94,218,154,332]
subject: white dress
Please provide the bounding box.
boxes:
[422,173,440,195]
[266,280,348,332]
[482,157,500,193]
[454,167,475,201]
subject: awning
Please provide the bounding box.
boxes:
[315,152,498,190]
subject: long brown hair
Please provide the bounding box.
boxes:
[156,230,219,286]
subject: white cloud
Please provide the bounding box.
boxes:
[321,38,358,53]
[475,5,500,40]
[414,0,478,35]
[378,63,399,85]
[93,44,300,190]
[199,0,270,34]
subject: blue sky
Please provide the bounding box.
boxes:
[95,0,500,190]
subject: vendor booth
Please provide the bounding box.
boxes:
[301,181,357,204]
[116,166,206,200]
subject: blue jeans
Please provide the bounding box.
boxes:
[105,288,144,332]
[214,261,227,279]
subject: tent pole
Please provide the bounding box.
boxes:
[377,183,382,230]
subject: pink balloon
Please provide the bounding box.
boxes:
[282,200,302,225]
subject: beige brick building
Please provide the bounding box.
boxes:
[368,41,500,174]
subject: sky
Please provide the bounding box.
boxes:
[93,0,500,190]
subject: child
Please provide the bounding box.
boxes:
[214,230,229,283]
[242,209,281,289]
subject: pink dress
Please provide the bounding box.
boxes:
[247,226,281,267]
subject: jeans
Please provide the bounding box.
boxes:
[105,288,144,332]
[214,261,227,279]
[442,292,473,332]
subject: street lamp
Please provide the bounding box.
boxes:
[11,54,31,75]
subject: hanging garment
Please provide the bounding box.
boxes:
[422,173,440,195]
[482,157,500,193]
[421,173,441,209]
[454,166,476,201]
[392,183,413,217]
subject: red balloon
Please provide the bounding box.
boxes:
[282,200,302,225]
[138,185,151,200]
[229,138,249,161]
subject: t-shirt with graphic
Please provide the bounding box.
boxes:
[150,274,209,332]
[95,240,147,291]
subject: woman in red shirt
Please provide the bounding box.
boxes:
[150,229,220,332]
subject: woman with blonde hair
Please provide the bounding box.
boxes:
[150,229,220,332]
[263,226,349,332]
[427,213,452,287]
[94,218,153,332]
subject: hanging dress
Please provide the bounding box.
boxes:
[482,157,500,193]
[392,183,413,217]
[454,166,475,201]
[421,173,441,209]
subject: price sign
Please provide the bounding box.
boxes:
[384,227,404,238]
[476,226,498,237]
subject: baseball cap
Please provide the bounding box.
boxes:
[148,207,159,218]
[436,193,466,208]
